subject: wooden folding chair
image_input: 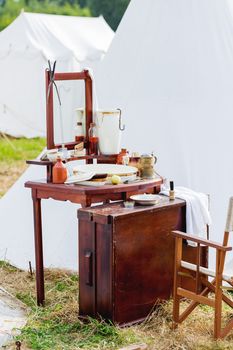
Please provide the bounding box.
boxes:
[172,197,233,339]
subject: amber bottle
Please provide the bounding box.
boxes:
[52,156,68,184]
[75,122,85,143]
[117,148,127,164]
[88,123,99,155]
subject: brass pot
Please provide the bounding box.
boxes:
[139,154,157,179]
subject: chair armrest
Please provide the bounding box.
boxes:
[171,230,232,252]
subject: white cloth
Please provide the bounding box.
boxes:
[160,186,211,239]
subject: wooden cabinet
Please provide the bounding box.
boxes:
[78,198,207,325]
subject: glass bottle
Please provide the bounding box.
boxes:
[88,123,99,155]
[117,148,127,164]
[75,122,85,143]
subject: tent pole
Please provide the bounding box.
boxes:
[0,131,16,150]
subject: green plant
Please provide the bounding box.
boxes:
[0,136,45,197]
[0,0,91,31]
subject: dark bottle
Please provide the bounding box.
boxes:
[88,123,99,155]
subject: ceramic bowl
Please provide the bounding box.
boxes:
[130,194,161,206]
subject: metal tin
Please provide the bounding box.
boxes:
[140,154,157,179]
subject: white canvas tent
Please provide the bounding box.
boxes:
[1,0,233,270]
[0,165,81,270]
[0,11,114,139]
[95,0,233,267]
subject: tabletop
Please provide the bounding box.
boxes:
[25,177,163,207]
[25,177,162,194]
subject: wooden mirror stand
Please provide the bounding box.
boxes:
[27,68,118,182]
[46,69,93,151]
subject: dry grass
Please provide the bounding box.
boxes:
[1,262,233,350]
[1,264,79,324]
[139,301,233,349]
[0,160,27,197]
[0,263,144,349]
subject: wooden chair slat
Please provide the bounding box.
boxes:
[172,231,232,251]
[181,261,233,283]
[177,287,215,308]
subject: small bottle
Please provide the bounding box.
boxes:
[75,122,85,143]
[122,152,130,166]
[169,181,175,200]
[88,123,99,155]
[59,143,68,160]
[117,148,127,164]
[52,155,68,184]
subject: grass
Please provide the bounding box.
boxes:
[0,263,145,350]
[1,137,233,349]
[0,136,45,197]
[1,262,233,350]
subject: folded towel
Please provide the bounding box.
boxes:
[160,186,211,241]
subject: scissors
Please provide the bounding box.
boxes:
[47,60,61,105]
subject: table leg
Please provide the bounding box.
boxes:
[32,190,45,306]
[122,192,127,201]
[82,197,92,208]
[46,164,53,183]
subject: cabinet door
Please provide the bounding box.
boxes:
[113,206,183,325]
[79,220,96,317]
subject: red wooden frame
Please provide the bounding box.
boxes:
[46,69,93,151]
[25,68,117,183]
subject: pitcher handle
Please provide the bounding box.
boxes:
[117,108,125,131]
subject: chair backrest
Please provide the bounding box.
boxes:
[226,197,233,233]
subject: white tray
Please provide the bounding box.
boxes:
[67,163,137,176]
[65,172,95,184]
[75,181,106,187]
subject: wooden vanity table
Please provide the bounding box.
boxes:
[25,67,164,306]
[25,177,163,306]
[25,67,208,323]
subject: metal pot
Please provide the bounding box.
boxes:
[140,154,157,179]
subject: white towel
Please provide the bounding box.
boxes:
[160,186,212,241]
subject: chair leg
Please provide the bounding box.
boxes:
[173,294,181,328]
[173,238,182,327]
[214,250,223,339]
[214,283,222,339]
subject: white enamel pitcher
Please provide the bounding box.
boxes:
[96,109,125,155]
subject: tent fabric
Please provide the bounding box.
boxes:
[0,12,113,270]
[0,163,81,270]
[0,12,114,61]
[0,12,114,138]
[95,0,233,268]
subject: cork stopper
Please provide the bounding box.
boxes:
[226,197,233,232]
